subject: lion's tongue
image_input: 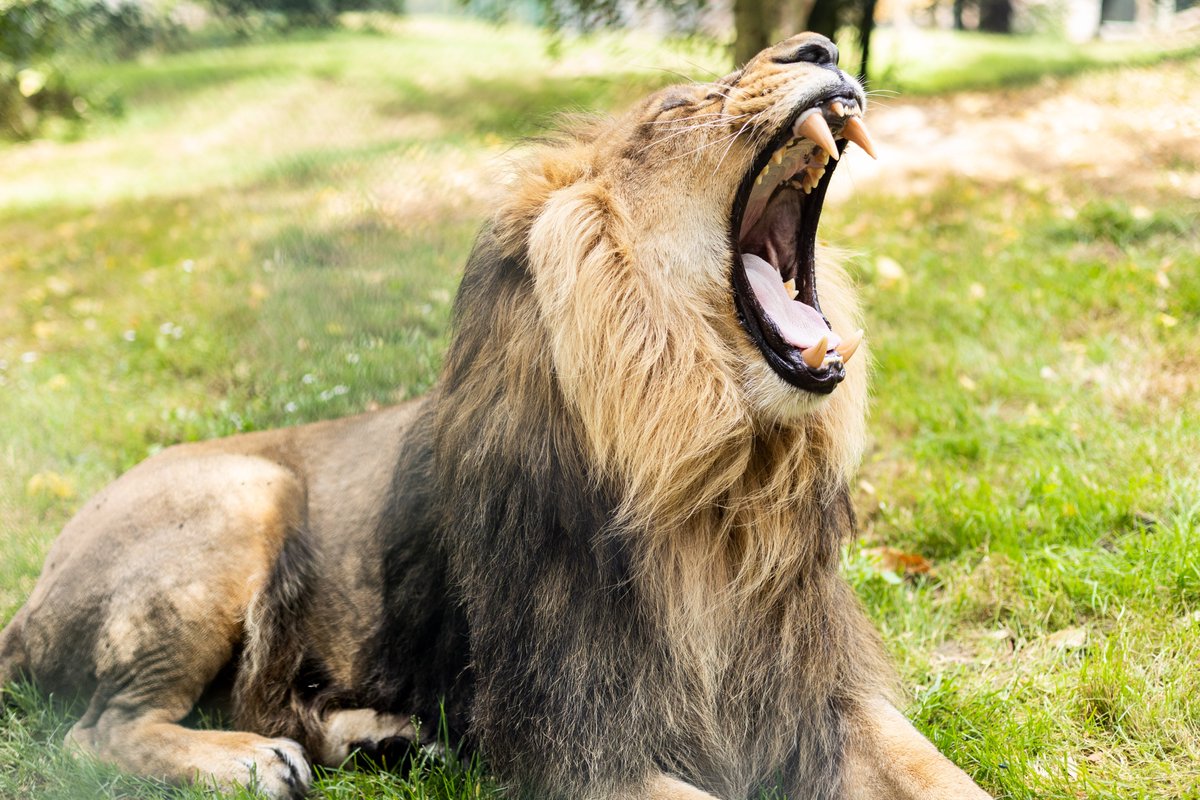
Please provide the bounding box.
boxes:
[742,253,840,350]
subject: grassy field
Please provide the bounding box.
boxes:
[2,15,1199,800]
[861,27,1200,93]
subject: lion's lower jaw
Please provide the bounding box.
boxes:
[748,365,835,421]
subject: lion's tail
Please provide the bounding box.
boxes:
[0,607,30,697]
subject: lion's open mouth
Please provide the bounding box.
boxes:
[731,97,873,394]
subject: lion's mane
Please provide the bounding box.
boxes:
[429,121,888,800]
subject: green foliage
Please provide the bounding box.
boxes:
[0,0,182,138]
[460,0,705,35]
[206,0,405,30]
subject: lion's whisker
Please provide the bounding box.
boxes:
[713,115,763,171]
[681,59,723,81]
[637,65,707,85]
[635,114,753,157]
[641,111,746,127]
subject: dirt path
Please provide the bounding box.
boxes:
[828,58,1200,204]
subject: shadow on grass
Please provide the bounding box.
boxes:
[374,70,671,139]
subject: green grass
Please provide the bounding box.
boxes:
[860,27,1200,94]
[3,15,1200,800]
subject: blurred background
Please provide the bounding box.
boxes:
[1,0,1198,798]
[2,0,1199,139]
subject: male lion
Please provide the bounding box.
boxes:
[0,34,990,800]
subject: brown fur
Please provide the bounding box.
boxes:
[0,34,990,800]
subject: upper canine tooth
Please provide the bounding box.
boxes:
[795,112,839,161]
[831,100,846,116]
[802,336,828,369]
[841,116,877,159]
[836,329,864,363]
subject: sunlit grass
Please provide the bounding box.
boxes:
[860,27,1200,94]
[2,16,1199,800]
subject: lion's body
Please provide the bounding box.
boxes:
[1,34,991,800]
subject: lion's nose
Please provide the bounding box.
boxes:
[771,36,839,68]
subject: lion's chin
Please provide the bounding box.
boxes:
[731,97,871,397]
[747,360,837,422]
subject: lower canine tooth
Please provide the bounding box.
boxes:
[831,100,845,116]
[836,329,864,363]
[802,336,828,369]
[783,278,796,296]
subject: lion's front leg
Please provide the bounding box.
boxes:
[640,774,722,800]
[842,696,991,799]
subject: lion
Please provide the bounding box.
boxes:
[0,34,991,800]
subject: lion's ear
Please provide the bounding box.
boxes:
[525,182,618,321]
[494,144,597,260]
[656,89,700,114]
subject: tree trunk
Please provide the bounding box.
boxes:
[977,0,1013,31]
[806,0,841,40]
[953,0,966,29]
[857,0,877,83]
[733,0,777,66]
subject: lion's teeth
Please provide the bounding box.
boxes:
[783,278,796,296]
[841,116,877,159]
[831,100,846,116]
[809,166,825,182]
[814,150,830,167]
[755,174,763,185]
[795,112,839,161]
[836,329,864,363]
[802,336,828,369]
[772,151,783,165]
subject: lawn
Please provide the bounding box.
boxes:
[2,15,1199,800]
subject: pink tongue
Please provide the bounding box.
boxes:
[742,253,841,351]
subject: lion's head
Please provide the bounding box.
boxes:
[449,34,873,544]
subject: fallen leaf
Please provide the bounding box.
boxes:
[861,546,935,578]
[932,640,974,666]
[1045,626,1088,649]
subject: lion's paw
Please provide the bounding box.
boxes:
[220,737,312,800]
